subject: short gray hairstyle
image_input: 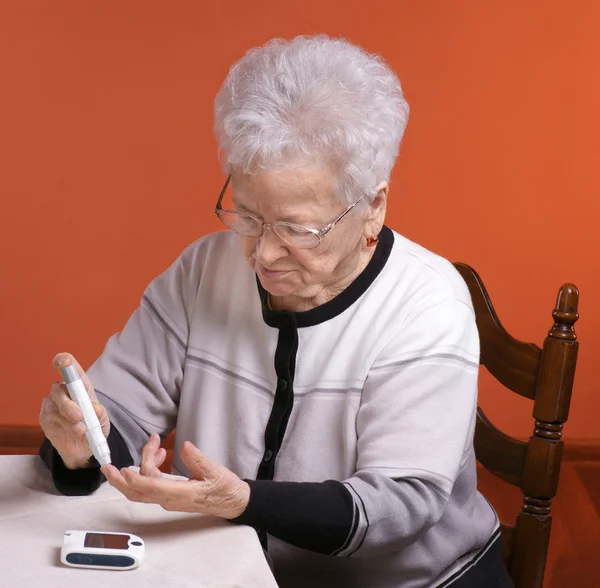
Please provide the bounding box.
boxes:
[214,35,409,205]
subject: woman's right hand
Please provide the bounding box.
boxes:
[39,352,110,469]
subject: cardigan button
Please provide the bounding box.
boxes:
[263,450,273,462]
[278,378,288,391]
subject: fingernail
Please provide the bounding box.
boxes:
[55,356,64,367]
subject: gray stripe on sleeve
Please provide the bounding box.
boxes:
[343,482,370,557]
[142,294,187,349]
[372,353,479,372]
[96,389,165,430]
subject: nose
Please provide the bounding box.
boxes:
[254,226,288,265]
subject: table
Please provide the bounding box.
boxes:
[0,455,279,588]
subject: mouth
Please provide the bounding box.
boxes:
[256,263,291,280]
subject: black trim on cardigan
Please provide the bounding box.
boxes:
[256,323,298,481]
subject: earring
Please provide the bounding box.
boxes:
[366,235,379,247]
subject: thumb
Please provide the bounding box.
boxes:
[181,442,217,480]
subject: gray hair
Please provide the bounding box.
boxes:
[214,35,409,205]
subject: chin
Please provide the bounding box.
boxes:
[257,276,298,298]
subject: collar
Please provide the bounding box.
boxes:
[257,225,394,329]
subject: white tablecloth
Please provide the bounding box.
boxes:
[0,455,279,588]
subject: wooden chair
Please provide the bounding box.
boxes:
[453,262,579,588]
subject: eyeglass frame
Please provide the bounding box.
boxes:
[214,174,365,249]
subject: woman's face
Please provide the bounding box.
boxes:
[230,166,384,302]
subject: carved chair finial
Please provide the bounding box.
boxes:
[548,284,579,341]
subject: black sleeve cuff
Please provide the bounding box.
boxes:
[39,425,134,496]
[231,479,355,555]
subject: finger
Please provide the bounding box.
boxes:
[181,441,219,480]
[45,411,87,437]
[53,352,97,399]
[41,395,76,431]
[91,401,110,430]
[40,391,90,442]
[49,382,82,423]
[64,420,87,436]
[41,405,87,438]
[101,465,133,492]
[121,467,190,502]
[39,397,53,430]
[140,433,161,477]
[40,395,60,422]
[101,465,157,504]
[43,394,81,429]
[154,447,167,469]
[93,402,105,420]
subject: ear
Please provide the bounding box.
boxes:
[363,181,389,239]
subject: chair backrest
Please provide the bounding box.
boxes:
[453,262,579,588]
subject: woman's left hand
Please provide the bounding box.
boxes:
[101,434,251,520]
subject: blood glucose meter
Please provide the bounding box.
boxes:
[61,530,144,570]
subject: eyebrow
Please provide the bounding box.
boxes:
[232,199,308,226]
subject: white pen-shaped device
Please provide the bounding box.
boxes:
[60,364,111,466]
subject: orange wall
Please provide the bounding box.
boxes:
[1,1,598,441]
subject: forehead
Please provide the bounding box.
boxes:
[230,167,340,220]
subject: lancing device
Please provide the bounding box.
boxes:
[60,364,111,466]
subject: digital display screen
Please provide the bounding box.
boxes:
[84,533,130,550]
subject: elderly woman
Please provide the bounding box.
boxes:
[39,36,512,587]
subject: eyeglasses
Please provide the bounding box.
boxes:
[214,175,364,249]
